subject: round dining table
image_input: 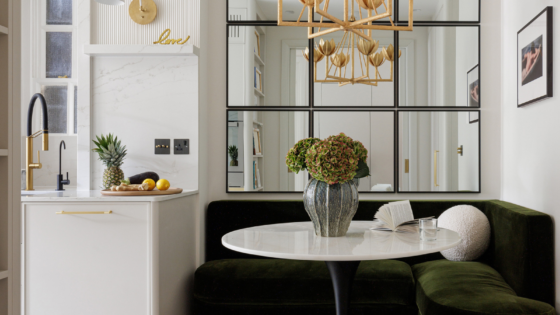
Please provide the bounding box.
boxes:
[222,221,461,315]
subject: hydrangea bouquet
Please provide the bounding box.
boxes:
[286,133,370,185]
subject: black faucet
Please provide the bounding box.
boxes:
[56,140,71,191]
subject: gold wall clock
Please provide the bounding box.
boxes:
[129,0,157,25]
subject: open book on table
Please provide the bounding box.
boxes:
[371,200,433,233]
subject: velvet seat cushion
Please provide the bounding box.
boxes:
[194,259,415,307]
[413,260,555,315]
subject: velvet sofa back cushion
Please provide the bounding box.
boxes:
[205,200,554,306]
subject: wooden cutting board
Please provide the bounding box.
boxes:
[100,188,183,196]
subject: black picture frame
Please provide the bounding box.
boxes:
[469,112,479,124]
[396,110,482,194]
[517,7,553,107]
[467,64,480,108]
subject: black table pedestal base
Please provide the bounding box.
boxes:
[325,261,361,315]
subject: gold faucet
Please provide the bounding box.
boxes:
[25,93,49,191]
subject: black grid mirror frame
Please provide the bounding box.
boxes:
[225,1,482,194]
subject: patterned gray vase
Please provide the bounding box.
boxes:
[303,178,360,237]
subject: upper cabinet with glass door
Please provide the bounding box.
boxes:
[35,0,78,135]
[399,25,479,107]
[398,0,480,23]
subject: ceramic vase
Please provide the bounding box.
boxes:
[303,178,359,237]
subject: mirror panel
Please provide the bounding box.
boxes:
[398,0,479,22]
[314,111,395,192]
[228,111,310,192]
[399,26,479,107]
[228,25,309,107]
[313,30,395,107]
[228,0,394,22]
[398,111,480,193]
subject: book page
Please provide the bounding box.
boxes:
[387,201,414,227]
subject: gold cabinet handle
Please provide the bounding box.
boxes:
[434,150,439,187]
[56,211,113,215]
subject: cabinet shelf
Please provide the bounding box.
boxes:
[0,270,8,280]
[254,88,265,97]
[254,53,265,66]
[253,121,263,126]
[253,155,264,158]
[0,25,8,35]
[0,149,7,156]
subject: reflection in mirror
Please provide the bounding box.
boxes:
[398,0,479,22]
[228,111,310,192]
[314,111,394,192]
[399,26,479,107]
[313,30,394,107]
[398,111,480,192]
[228,26,309,106]
[228,0,393,22]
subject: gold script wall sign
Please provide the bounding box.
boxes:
[154,29,191,45]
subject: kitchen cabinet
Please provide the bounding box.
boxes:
[21,191,199,315]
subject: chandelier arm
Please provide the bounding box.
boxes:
[315,3,347,27]
[308,27,340,39]
[349,24,412,31]
[308,5,313,36]
[297,6,306,23]
[318,0,330,32]
[351,29,372,41]
[347,12,390,27]
[344,0,348,22]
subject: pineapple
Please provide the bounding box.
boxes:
[92,134,127,189]
[228,145,239,166]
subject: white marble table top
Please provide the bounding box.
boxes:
[222,221,461,261]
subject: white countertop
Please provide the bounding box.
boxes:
[21,190,199,202]
[222,221,461,261]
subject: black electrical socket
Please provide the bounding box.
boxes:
[174,139,189,155]
[155,139,171,155]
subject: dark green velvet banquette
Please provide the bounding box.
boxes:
[193,200,555,315]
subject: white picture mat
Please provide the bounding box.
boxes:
[518,13,549,105]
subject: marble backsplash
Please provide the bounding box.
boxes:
[90,55,199,190]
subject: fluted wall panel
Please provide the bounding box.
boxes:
[92,0,200,47]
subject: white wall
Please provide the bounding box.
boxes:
[501,0,560,310]
[92,0,200,46]
[202,0,502,202]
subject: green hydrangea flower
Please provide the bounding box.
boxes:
[306,134,359,185]
[286,138,320,174]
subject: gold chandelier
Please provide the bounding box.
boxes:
[279,0,413,86]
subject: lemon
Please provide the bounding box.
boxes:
[143,178,156,191]
[157,179,170,191]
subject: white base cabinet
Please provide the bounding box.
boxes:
[21,192,198,315]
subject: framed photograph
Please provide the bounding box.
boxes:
[518,7,553,107]
[467,65,480,107]
[255,69,262,92]
[469,112,479,124]
[254,31,261,57]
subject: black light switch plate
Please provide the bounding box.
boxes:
[155,139,171,155]
[174,139,189,155]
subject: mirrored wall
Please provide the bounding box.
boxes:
[228,0,480,23]
[226,1,482,194]
[399,26,479,107]
[314,111,395,192]
[227,111,310,192]
[398,111,480,193]
[228,25,309,106]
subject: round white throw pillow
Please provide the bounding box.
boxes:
[438,205,491,261]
